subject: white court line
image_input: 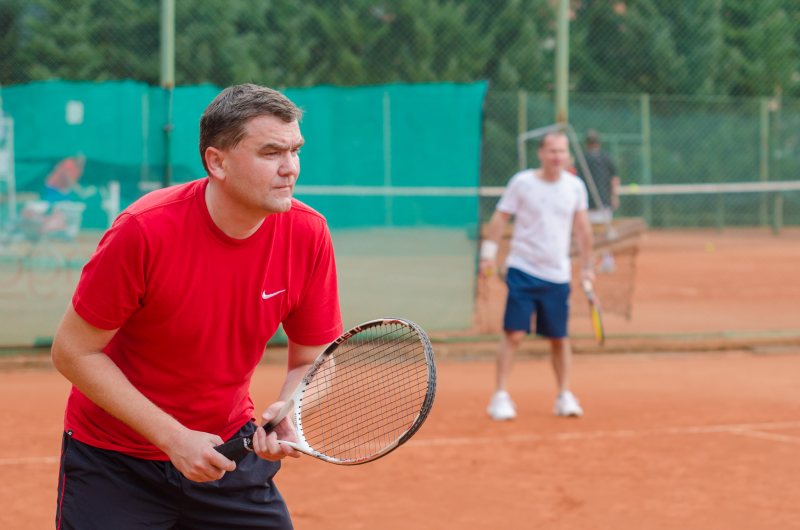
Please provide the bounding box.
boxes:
[727,429,800,445]
[408,420,800,448]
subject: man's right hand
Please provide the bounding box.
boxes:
[163,428,236,483]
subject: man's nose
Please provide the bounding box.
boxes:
[278,152,299,176]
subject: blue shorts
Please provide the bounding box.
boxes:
[503,267,570,338]
[56,421,292,530]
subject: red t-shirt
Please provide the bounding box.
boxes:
[65,179,343,459]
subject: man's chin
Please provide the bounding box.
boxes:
[265,197,293,214]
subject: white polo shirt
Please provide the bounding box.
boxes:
[496,169,588,284]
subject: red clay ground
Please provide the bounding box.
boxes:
[592,227,800,338]
[1,228,799,529]
[2,353,800,530]
[469,227,800,356]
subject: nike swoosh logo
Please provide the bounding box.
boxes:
[261,289,285,300]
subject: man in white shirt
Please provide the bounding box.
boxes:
[480,131,594,420]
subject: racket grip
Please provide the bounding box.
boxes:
[215,434,255,461]
[215,423,278,460]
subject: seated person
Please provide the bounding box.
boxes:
[42,154,86,203]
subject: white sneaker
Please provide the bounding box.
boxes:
[487,390,517,421]
[554,391,583,417]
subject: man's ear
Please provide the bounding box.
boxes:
[205,147,226,180]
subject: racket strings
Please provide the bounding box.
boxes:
[298,323,430,462]
[303,326,425,411]
[302,360,428,456]
[302,361,421,456]
[301,334,427,445]
[306,336,427,414]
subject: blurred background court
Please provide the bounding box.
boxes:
[1,1,800,528]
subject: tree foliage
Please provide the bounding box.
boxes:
[1,0,799,97]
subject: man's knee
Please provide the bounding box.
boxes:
[504,330,526,347]
[549,337,569,354]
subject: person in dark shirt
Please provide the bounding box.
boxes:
[580,130,620,272]
[581,130,619,213]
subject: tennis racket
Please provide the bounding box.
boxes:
[581,279,605,345]
[216,318,436,465]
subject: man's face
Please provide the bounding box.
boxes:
[220,114,303,215]
[538,134,569,172]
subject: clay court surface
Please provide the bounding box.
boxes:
[1,228,799,529]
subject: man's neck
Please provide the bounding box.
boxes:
[537,167,562,182]
[205,179,266,239]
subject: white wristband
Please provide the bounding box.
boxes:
[480,240,498,261]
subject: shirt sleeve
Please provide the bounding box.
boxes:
[576,178,590,211]
[282,223,343,346]
[72,213,147,330]
[496,173,522,214]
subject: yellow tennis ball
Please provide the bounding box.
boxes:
[629,183,639,193]
[705,242,715,252]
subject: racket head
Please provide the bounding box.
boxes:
[290,318,436,465]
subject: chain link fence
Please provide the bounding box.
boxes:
[3,0,799,228]
[483,90,800,228]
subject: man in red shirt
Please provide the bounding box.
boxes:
[51,84,343,529]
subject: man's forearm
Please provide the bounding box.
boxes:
[573,213,594,273]
[51,306,188,450]
[481,211,510,261]
[54,348,186,450]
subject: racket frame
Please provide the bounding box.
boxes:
[581,279,606,346]
[215,318,436,465]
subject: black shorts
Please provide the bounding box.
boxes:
[56,422,292,530]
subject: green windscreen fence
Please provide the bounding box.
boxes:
[0,80,487,347]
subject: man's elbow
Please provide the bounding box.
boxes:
[50,335,74,376]
[50,306,116,375]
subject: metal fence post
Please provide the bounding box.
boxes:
[640,93,652,226]
[160,0,175,188]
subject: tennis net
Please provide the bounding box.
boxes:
[617,180,800,232]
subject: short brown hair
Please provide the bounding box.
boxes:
[199,84,303,171]
[538,131,567,149]
[584,129,601,147]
